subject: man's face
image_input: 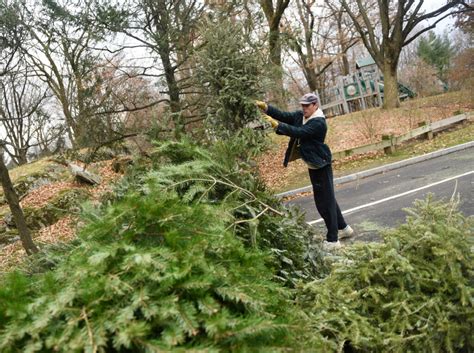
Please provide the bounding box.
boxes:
[301,103,318,118]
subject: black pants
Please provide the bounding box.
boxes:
[308,164,347,242]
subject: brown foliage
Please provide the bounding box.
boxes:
[448,48,474,91]
[399,57,444,97]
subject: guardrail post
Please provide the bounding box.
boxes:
[382,134,395,154]
[418,121,433,140]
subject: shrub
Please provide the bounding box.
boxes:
[398,57,444,97]
[448,48,474,91]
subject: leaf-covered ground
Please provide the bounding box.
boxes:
[0,160,123,272]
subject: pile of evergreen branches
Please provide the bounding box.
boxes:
[0,136,318,352]
[0,136,472,352]
[132,136,322,285]
[300,196,474,352]
[0,192,309,352]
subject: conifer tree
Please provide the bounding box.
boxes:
[417,31,454,84]
[194,17,267,139]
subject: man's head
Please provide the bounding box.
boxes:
[299,93,319,118]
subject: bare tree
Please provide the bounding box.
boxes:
[20,0,106,147]
[448,46,474,90]
[81,57,164,147]
[339,0,471,109]
[0,66,51,165]
[0,0,38,255]
[325,1,360,75]
[20,0,154,148]
[455,0,474,34]
[34,123,66,157]
[286,0,359,92]
[399,56,443,97]
[101,0,205,137]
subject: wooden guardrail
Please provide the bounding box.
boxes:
[332,112,472,160]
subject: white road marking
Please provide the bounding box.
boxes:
[307,170,474,225]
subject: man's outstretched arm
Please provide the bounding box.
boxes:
[276,119,325,139]
[255,100,301,125]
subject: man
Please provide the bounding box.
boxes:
[256,93,353,249]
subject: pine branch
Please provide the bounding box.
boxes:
[166,176,283,216]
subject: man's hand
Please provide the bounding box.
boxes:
[255,100,268,112]
[261,114,278,128]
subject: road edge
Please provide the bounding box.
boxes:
[276,141,474,198]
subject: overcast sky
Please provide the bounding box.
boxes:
[422,0,457,34]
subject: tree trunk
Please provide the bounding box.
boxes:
[0,151,38,255]
[305,69,318,92]
[341,53,350,76]
[268,27,286,107]
[16,149,28,166]
[260,0,290,108]
[382,60,400,109]
[164,63,184,139]
[58,94,77,148]
[337,16,350,76]
[150,4,184,137]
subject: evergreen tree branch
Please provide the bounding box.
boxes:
[167,176,284,216]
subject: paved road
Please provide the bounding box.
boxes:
[287,147,474,243]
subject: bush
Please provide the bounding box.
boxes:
[300,196,474,352]
[398,57,444,97]
[448,48,474,91]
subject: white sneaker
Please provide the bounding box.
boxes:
[339,225,354,240]
[322,240,342,251]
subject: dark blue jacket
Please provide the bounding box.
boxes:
[267,105,332,168]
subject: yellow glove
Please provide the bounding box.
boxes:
[255,100,268,112]
[262,114,279,129]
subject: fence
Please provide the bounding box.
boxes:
[332,112,471,160]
